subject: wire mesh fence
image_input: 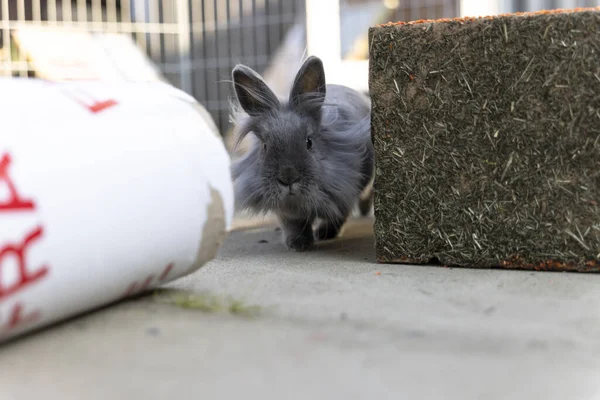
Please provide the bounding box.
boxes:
[186,0,304,132]
[0,0,304,134]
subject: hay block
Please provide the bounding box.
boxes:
[369,8,600,271]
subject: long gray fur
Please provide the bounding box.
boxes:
[230,56,374,251]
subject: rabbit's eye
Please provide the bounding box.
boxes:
[263,142,267,151]
[306,137,312,150]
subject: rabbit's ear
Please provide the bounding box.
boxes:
[289,56,326,111]
[232,65,280,116]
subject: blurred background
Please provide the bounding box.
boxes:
[1,0,598,136]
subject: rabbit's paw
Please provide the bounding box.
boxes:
[316,222,341,241]
[285,232,315,252]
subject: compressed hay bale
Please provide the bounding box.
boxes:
[369,8,600,271]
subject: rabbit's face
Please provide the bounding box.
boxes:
[254,110,322,208]
[231,56,328,214]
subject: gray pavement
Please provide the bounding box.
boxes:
[2,217,600,400]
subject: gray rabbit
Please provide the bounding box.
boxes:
[230,56,374,251]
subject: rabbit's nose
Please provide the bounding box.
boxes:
[277,167,300,186]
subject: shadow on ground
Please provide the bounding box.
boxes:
[229,216,376,264]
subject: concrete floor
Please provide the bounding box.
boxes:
[2,217,600,400]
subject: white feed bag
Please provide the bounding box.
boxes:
[0,79,234,342]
